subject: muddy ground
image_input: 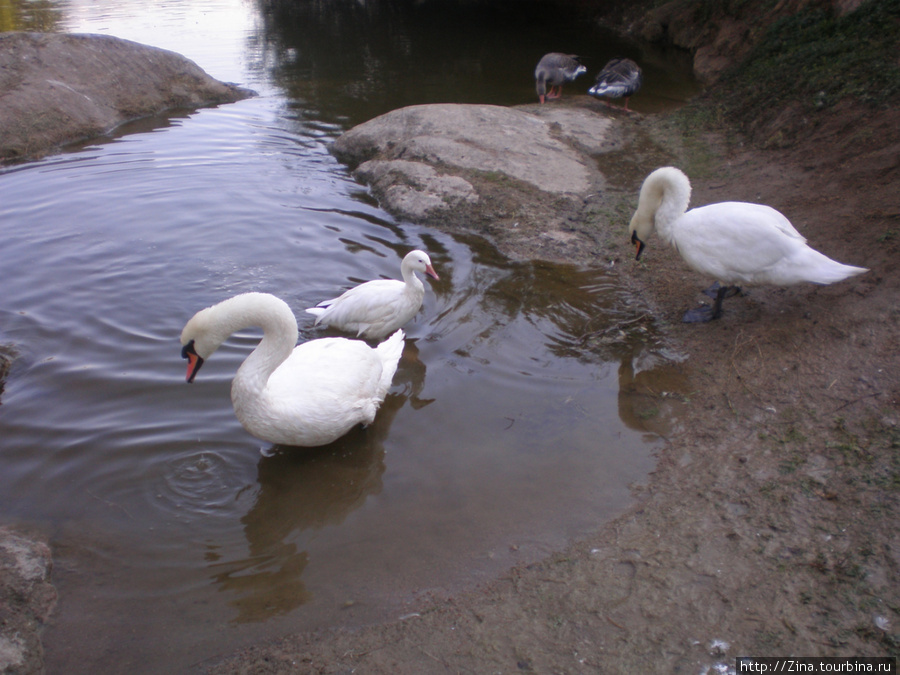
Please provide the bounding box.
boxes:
[203,98,900,673]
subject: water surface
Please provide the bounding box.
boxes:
[0,0,695,671]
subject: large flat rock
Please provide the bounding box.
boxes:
[0,32,253,162]
[333,103,620,195]
[335,103,599,194]
[331,103,627,245]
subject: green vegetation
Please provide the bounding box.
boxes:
[718,0,900,119]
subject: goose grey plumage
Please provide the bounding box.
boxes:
[534,52,586,103]
[588,58,642,111]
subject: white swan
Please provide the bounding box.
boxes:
[629,167,868,322]
[305,249,439,340]
[180,292,405,447]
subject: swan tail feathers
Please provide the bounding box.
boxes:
[304,307,327,327]
[811,262,868,285]
[793,248,869,285]
[375,329,405,394]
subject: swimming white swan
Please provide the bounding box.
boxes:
[588,57,642,111]
[535,53,587,103]
[629,167,868,322]
[305,250,439,340]
[181,292,405,447]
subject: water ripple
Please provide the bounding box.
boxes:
[155,449,251,519]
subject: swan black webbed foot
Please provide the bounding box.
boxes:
[701,282,742,300]
[682,305,720,323]
[682,283,741,323]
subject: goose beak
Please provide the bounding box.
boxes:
[425,264,440,281]
[631,231,646,261]
[182,340,204,383]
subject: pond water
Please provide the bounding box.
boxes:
[0,0,697,672]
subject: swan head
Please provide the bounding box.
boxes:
[629,198,656,261]
[628,166,692,260]
[179,294,260,383]
[180,292,300,384]
[181,339,203,383]
[180,304,221,383]
[403,250,440,281]
[629,228,647,261]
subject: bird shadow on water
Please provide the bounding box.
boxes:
[204,342,424,623]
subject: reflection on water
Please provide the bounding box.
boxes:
[0,0,698,672]
[218,386,406,622]
[0,0,63,32]
[617,351,689,437]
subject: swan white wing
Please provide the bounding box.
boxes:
[308,279,422,338]
[274,338,385,403]
[374,329,405,394]
[674,202,811,285]
[254,338,389,446]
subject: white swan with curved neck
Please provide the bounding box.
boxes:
[629,166,868,322]
[305,250,439,339]
[181,292,405,447]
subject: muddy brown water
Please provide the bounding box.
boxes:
[0,0,699,671]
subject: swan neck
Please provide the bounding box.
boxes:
[646,169,691,245]
[655,195,689,242]
[401,264,425,293]
[215,294,298,395]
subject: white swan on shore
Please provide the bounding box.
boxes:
[629,166,868,322]
[305,250,439,340]
[181,292,404,447]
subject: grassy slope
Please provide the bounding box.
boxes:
[681,0,900,141]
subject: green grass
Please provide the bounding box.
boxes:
[718,0,900,121]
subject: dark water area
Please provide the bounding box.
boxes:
[0,0,697,671]
[258,0,699,125]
